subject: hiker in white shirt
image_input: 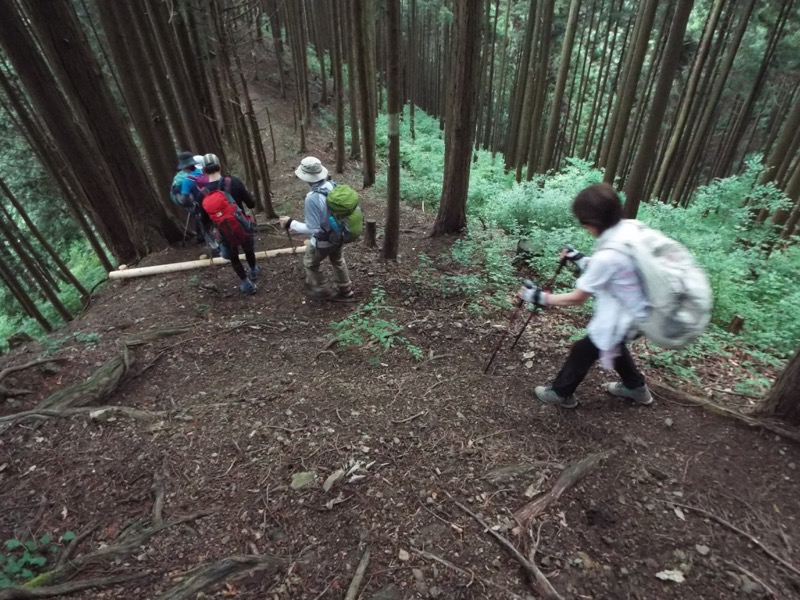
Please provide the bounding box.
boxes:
[517,183,653,409]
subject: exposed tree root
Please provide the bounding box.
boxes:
[454,500,563,600]
[513,450,614,532]
[0,325,192,434]
[0,405,167,431]
[344,548,370,600]
[23,511,210,589]
[155,555,288,600]
[0,574,146,599]
[652,382,800,445]
[0,386,33,397]
[0,358,67,384]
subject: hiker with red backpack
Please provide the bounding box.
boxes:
[279,157,363,301]
[200,153,260,295]
[516,183,711,409]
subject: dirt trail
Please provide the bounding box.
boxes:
[1,70,799,600]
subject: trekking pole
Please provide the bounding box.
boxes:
[181,213,191,244]
[483,280,534,374]
[509,254,569,350]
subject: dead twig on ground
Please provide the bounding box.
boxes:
[0,386,33,396]
[0,405,167,432]
[392,410,427,424]
[151,472,165,526]
[454,500,563,600]
[156,555,288,600]
[513,450,614,533]
[0,574,146,600]
[651,383,800,445]
[664,501,800,579]
[410,548,526,599]
[723,560,778,598]
[344,548,370,600]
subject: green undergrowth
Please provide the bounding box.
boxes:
[330,287,423,361]
[361,106,799,377]
[1,532,75,588]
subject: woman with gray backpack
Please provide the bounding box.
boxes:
[517,183,711,409]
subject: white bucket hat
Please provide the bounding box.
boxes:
[193,155,204,170]
[295,156,328,182]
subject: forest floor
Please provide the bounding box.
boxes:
[1,67,800,600]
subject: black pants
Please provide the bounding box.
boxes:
[221,237,256,280]
[551,336,645,397]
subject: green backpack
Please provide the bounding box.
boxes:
[321,184,363,245]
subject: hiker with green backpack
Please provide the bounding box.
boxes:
[280,157,363,300]
[517,183,711,409]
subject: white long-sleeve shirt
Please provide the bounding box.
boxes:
[289,181,334,247]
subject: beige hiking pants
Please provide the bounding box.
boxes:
[303,243,351,293]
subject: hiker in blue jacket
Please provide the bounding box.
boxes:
[171,151,216,251]
[518,183,652,409]
[279,157,353,300]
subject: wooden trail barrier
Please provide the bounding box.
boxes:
[109,242,308,280]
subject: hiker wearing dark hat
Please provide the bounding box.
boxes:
[279,156,353,300]
[170,151,216,250]
[201,153,260,294]
[518,183,652,409]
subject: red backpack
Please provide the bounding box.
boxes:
[201,178,254,246]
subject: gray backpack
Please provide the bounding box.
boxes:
[598,220,712,349]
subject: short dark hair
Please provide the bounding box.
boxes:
[203,163,221,174]
[572,183,623,232]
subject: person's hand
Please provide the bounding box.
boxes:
[561,246,588,271]
[517,282,547,307]
[279,216,292,230]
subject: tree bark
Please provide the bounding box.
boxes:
[432,0,482,236]
[382,0,401,260]
[623,0,695,218]
[352,0,377,187]
[755,347,800,425]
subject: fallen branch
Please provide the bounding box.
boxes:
[152,472,165,526]
[344,548,370,600]
[454,500,563,600]
[651,383,800,445]
[0,358,67,384]
[56,524,99,567]
[156,555,287,600]
[513,450,614,531]
[666,501,800,580]
[0,574,146,600]
[392,410,427,424]
[109,243,308,280]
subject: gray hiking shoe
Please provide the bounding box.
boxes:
[308,286,336,301]
[603,382,653,405]
[535,386,578,409]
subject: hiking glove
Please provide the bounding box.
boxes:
[563,246,588,272]
[518,284,547,307]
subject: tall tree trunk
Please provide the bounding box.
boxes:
[0,251,52,332]
[432,0,482,236]
[382,0,402,260]
[623,0,695,217]
[754,346,800,425]
[503,0,536,169]
[0,177,89,298]
[352,0,377,187]
[540,0,583,172]
[345,0,361,159]
[601,0,659,185]
[651,0,726,201]
[0,2,149,262]
[332,0,346,173]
